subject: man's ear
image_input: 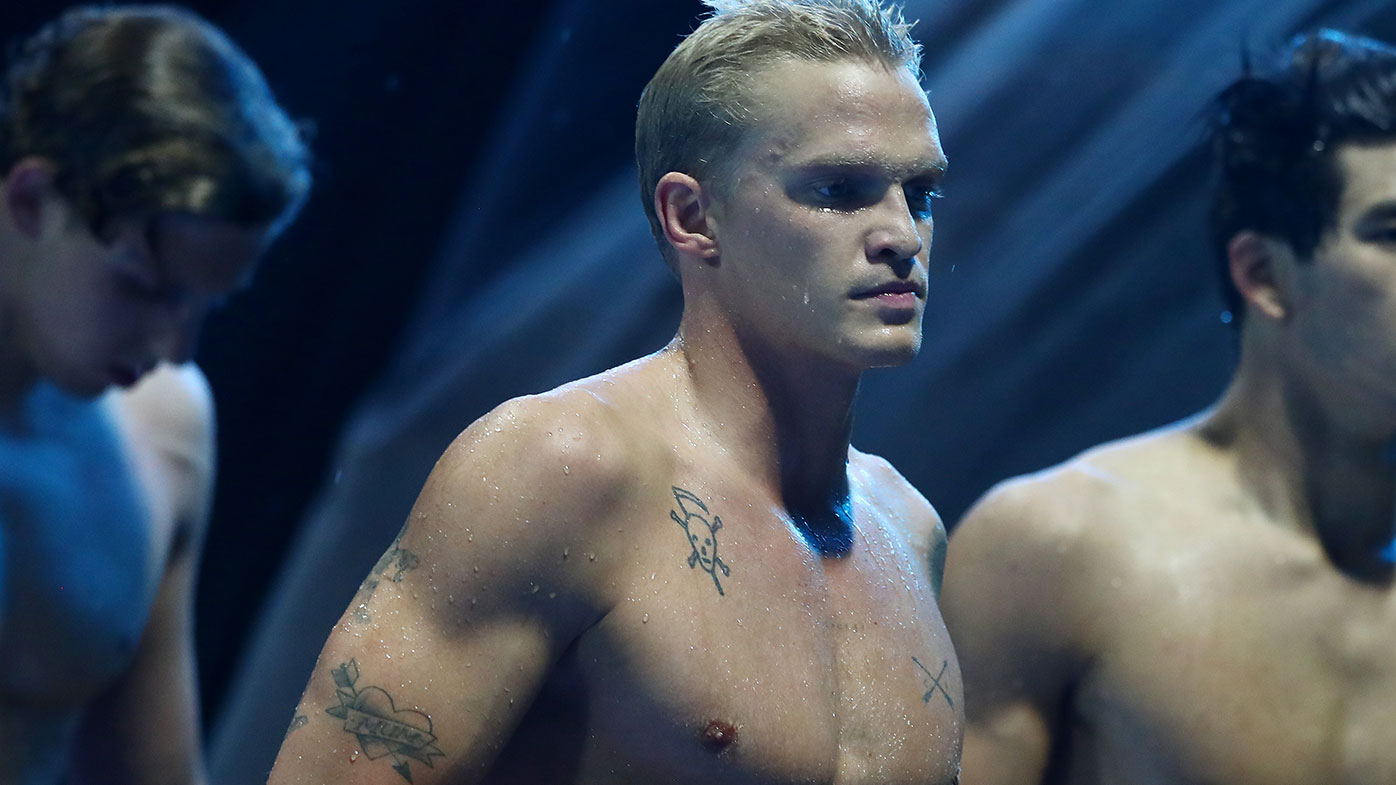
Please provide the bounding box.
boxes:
[3,157,57,240]
[654,172,719,263]
[1228,231,1289,321]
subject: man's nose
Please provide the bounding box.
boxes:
[151,301,203,364]
[865,188,925,268]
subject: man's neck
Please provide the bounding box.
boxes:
[0,301,39,422]
[668,316,861,552]
[1204,351,1396,580]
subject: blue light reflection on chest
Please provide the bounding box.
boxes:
[0,383,153,697]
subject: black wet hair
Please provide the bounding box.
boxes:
[1208,29,1396,322]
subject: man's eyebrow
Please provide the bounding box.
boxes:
[1356,200,1396,224]
[790,153,948,181]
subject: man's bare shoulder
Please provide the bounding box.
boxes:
[106,362,215,477]
[104,363,216,554]
[851,448,942,541]
[946,420,1223,642]
[421,364,676,552]
[958,420,1217,549]
[397,367,678,633]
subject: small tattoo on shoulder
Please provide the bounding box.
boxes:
[325,659,445,782]
[284,713,309,739]
[670,486,731,596]
[913,656,954,709]
[352,533,421,624]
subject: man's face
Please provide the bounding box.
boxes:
[1283,141,1396,431]
[15,206,268,397]
[705,57,946,371]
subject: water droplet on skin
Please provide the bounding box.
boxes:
[589,553,597,561]
[563,465,570,475]
[563,548,570,559]
[642,613,650,623]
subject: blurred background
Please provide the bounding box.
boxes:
[4,0,1395,781]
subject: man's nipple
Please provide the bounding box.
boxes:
[701,719,739,753]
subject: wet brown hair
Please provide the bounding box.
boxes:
[0,4,311,240]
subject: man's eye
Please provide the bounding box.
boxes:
[812,180,855,202]
[905,185,942,220]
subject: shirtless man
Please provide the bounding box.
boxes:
[944,29,1396,785]
[0,6,309,784]
[269,2,960,783]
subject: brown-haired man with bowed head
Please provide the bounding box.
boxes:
[269,1,960,783]
[0,5,309,784]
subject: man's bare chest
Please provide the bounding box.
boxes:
[0,390,162,706]
[549,482,962,784]
[1077,541,1396,785]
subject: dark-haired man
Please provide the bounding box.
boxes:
[945,29,1396,785]
[0,6,309,784]
[270,1,960,784]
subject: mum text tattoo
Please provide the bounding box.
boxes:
[326,659,445,783]
[670,486,731,596]
[913,656,954,709]
[351,532,421,623]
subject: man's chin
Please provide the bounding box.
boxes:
[849,341,921,370]
[867,347,920,369]
[45,367,122,399]
[852,329,922,369]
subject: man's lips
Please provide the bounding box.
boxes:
[108,361,155,388]
[851,280,926,300]
[108,365,140,387]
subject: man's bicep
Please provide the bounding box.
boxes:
[272,415,614,784]
[273,609,556,785]
[960,704,1057,785]
[69,544,205,785]
[943,485,1088,785]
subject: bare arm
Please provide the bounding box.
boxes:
[271,396,626,785]
[941,480,1093,785]
[70,364,216,785]
[70,533,208,785]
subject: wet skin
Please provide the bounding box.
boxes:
[271,351,961,785]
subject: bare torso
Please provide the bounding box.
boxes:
[490,452,960,784]
[950,423,1396,785]
[277,352,962,785]
[0,368,203,785]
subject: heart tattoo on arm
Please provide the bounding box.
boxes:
[326,659,445,783]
